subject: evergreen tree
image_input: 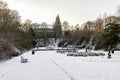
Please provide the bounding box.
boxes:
[28,27,35,38]
[54,15,62,38]
[28,27,36,47]
[102,22,120,50]
[54,15,61,27]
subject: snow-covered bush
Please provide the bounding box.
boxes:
[115,44,120,50]
[0,39,21,60]
[0,39,13,60]
[66,52,105,57]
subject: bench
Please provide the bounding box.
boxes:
[21,56,28,63]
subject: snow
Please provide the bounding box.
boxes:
[0,49,120,80]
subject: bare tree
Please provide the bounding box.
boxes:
[21,19,32,31]
[116,6,120,17]
[0,1,8,9]
[62,21,70,31]
[94,18,104,33]
[0,1,21,32]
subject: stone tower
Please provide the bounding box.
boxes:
[54,15,62,38]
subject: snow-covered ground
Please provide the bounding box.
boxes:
[0,49,120,80]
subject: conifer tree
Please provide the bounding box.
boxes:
[54,15,62,43]
[28,27,36,47]
[102,22,120,50]
[54,15,62,38]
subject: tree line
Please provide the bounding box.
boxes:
[0,1,35,60]
[0,1,120,60]
[60,8,120,50]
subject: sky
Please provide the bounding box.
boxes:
[4,0,120,25]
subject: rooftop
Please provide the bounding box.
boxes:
[32,24,54,29]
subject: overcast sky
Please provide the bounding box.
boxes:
[4,0,120,25]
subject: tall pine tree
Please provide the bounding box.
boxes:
[102,22,120,50]
[54,15,62,43]
[54,15,62,38]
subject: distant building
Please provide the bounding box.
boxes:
[31,15,62,39]
[31,15,62,46]
[32,24,54,38]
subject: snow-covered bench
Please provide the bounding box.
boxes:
[21,56,28,63]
